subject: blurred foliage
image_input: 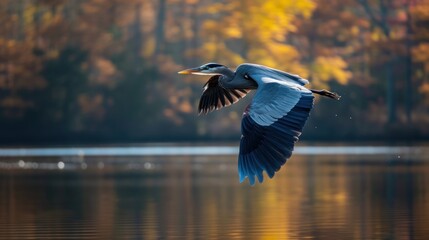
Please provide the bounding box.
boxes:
[0,0,428,144]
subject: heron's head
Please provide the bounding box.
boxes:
[178,63,228,76]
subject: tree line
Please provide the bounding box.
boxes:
[0,0,428,144]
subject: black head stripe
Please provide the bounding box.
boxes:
[205,63,224,68]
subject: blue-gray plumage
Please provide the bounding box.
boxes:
[178,63,340,185]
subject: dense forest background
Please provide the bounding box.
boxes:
[0,0,428,145]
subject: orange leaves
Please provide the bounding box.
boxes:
[413,43,429,72]
[89,58,119,88]
[420,82,429,94]
[201,20,237,39]
[419,82,429,106]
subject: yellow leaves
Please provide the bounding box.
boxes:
[224,26,242,39]
[41,10,55,24]
[23,4,37,26]
[239,0,306,42]
[289,0,315,18]
[248,43,303,73]
[201,20,222,37]
[142,36,156,58]
[197,0,355,114]
[263,0,314,20]
[414,43,429,105]
[197,42,244,67]
[311,56,351,86]
[351,26,360,36]
[198,42,218,58]
[268,43,299,61]
[204,2,227,15]
[199,0,316,74]
[202,19,242,39]
[370,29,383,41]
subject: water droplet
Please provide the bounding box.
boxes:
[58,161,65,169]
[335,114,338,117]
[144,162,152,170]
[349,116,352,120]
[18,160,25,168]
[315,126,318,129]
[398,155,401,159]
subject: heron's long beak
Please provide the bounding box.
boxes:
[178,67,200,75]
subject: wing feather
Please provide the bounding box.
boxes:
[238,76,314,185]
[198,75,250,114]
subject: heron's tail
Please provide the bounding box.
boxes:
[310,89,341,100]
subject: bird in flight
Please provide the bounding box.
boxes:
[178,63,340,185]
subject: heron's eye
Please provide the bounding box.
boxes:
[244,74,250,79]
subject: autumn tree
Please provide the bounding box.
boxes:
[411,0,429,111]
[0,0,428,143]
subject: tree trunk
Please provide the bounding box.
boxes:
[130,3,142,69]
[190,3,199,65]
[155,0,166,55]
[17,0,24,40]
[404,2,413,124]
[386,59,396,124]
[357,0,397,124]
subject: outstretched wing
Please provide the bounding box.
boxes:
[198,75,250,114]
[238,76,314,185]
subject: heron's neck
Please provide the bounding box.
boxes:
[218,68,235,79]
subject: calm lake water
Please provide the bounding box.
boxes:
[0,145,429,239]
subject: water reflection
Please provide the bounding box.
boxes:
[0,154,428,239]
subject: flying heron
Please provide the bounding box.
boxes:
[178,63,340,185]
